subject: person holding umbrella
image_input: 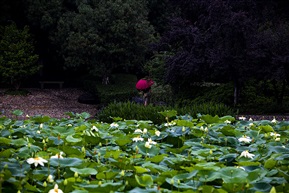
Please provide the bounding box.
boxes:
[136,77,154,106]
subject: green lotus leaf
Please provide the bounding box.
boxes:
[115,135,131,146]
[247,168,267,183]
[18,145,42,158]
[0,137,11,145]
[252,183,272,192]
[271,146,289,153]
[49,158,83,167]
[258,125,274,133]
[218,125,238,136]
[238,161,261,166]
[70,167,97,175]
[0,149,15,158]
[66,135,82,143]
[146,154,167,163]
[96,171,119,180]
[201,114,220,124]
[24,182,40,192]
[49,126,75,136]
[62,146,83,157]
[10,138,27,146]
[219,167,248,183]
[220,115,235,122]
[194,162,220,171]
[48,136,64,145]
[264,159,277,169]
[135,174,154,187]
[159,110,177,118]
[199,171,221,182]
[128,187,159,193]
[31,115,50,123]
[173,170,198,180]
[137,144,159,156]
[175,120,194,127]
[71,190,89,193]
[12,110,23,116]
[134,166,150,173]
[104,150,122,159]
[142,162,170,173]
[80,181,124,191]
[166,178,195,189]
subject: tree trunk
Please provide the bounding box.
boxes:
[233,80,240,106]
[272,80,286,105]
[102,75,110,85]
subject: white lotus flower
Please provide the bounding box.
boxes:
[239,116,246,121]
[50,152,64,159]
[224,120,231,124]
[132,136,144,142]
[275,138,280,142]
[39,123,43,129]
[143,128,148,134]
[249,118,253,121]
[48,184,63,193]
[155,130,161,137]
[91,126,99,132]
[47,175,54,183]
[270,132,281,138]
[27,157,48,167]
[236,166,246,171]
[271,118,277,123]
[238,135,252,143]
[145,141,152,149]
[110,123,119,128]
[200,126,208,132]
[147,138,157,145]
[240,150,255,159]
[134,129,143,133]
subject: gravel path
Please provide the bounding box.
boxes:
[0,88,99,119]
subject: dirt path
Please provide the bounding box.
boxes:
[0,88,98,119]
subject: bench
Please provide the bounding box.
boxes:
[39,81,64,89]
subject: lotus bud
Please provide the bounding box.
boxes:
[63,179,68,186]
[43,181,47,187]
[17,190,21,193]
[120,170,125,177]
[74,172,78,178]
[39,123,43,129]
[98,181,102,185]
[182,127,185,132]
[170,179,174,185]
[4,164,8,169]
[82,146,86,154]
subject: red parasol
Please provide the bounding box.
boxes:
[136,79,154,90]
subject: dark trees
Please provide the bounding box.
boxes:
[0,23,39,89]
[24,0,155,83]
[154,0,255,105]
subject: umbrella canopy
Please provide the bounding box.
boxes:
[136,79,154,90]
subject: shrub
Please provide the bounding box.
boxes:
[96,101,235,124]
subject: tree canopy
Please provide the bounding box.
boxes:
[0,23,39,89]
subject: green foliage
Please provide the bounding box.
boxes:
[0,23,39,89]
[50,0,155,80]
[97,101,235,124]
[4,89,30,96]
[98,74,138,104]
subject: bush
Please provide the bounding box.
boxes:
[96,101,235,124]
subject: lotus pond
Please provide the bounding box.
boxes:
[0,110,289,193]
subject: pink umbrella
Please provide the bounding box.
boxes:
[136,79,154,90]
